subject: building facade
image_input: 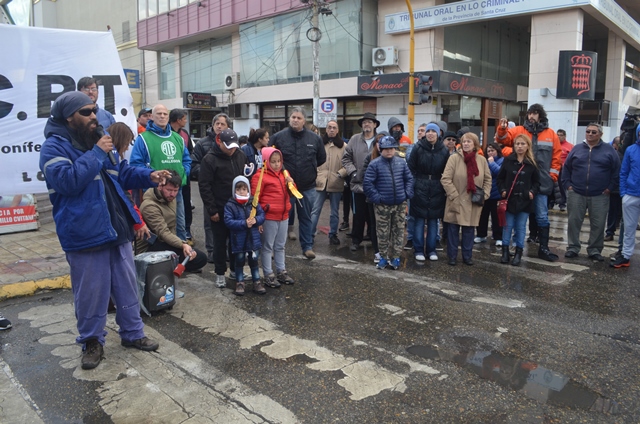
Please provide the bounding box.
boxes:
[136,0,640,144]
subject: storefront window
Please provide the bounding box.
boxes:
[159,51,176,99]
[180,38,232,93]
[239,0,376,88]
[444,19,530,87]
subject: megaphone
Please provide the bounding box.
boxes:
[173,256,190,277]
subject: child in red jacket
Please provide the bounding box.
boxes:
[251,147,295,287]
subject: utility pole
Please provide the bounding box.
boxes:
[311,0,320,126]
[406,0,415,143]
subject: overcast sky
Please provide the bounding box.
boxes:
[7,0,30,26]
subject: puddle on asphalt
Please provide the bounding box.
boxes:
[407,344,619,414]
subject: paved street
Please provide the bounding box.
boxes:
[1,186,639,423]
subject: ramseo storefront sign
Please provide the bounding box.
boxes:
[358,71,516,102]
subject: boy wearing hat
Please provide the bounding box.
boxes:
[364,135,414,270]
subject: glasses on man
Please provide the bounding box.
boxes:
[77,107,98,117]
[81,87,98,93]
[585,130,599,134]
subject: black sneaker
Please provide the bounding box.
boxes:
[81,339,104,370]
[329,235,340,245]
[0,313,11,331]
[339,222,350,231]
[435,240,444,251]
[404,240,414,250]
[121,336,159,351]
[610,256,630,268]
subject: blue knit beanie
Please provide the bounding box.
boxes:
[50,91,94,120]
[426,123,440,134]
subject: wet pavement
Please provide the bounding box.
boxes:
[1,186,639,423]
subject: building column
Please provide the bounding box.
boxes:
[605,30,627,135]
[527,10,584,144]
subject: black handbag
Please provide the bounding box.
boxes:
[471,185,485,206]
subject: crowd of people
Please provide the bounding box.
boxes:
[15,85,637,371]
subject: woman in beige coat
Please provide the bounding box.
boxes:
[441,132,492,265]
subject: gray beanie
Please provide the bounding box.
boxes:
[50,92,94,120]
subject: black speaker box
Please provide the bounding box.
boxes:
[142,258,176,312]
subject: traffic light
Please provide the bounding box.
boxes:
[418,74,433,105]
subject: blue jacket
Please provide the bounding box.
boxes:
[224,198,265,254]
[363,154,414,205]
[561,140,620,197]
[96,105,115,131]
[487,156,504,200]
[129,120,192,178]
[620,140,640,198]
[39,119,154,252]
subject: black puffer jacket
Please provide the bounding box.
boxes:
[497,153,540,214]
[407,138,450,219]
[191,131,216,181]
[269,127,326,192]
[198,143,247,218]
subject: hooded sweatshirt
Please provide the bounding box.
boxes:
[224,176,265,253]
[251,147,291,221]
[619,123,640,198]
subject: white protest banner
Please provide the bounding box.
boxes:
[0,25,136,195]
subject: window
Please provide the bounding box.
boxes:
[444,20,530,86]
[159,51,176,99]
[138,0,148,20]
[180,38,233,93]
[239,0,376,88]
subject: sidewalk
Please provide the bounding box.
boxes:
[0,222,70,301]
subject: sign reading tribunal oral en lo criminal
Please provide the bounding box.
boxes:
[357,71,517,102]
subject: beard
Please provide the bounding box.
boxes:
[76,119,102,149]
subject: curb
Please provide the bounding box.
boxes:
[0,275,71,301]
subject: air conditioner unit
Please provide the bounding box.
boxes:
[224,73,240,91]
[372,46,398,67]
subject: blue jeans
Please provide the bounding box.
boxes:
[502,211,529,248]
[234,251,261,282]
[176,188,187,240]
[533,193,549,227]
[413,217,439,256]
[293,188,317,252]
[311,190,342,237]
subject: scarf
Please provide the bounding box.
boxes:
[463,151,479,193]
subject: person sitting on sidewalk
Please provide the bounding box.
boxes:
[139,170,207,273]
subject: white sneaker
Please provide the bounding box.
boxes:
[373,252,382,263]
[429,253,438,261]
[495,240,503,247]
[215,274,226,288]
[474,237,487,243]
[415,253,426,261]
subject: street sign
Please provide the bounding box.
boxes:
[317,98,337,128]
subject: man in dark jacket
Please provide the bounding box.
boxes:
[343,112,379,252]
[198,129,248,287]
[39,92,170,370]
[269,107,326,259]
[192,113,231,259]
[562,123,620,261]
